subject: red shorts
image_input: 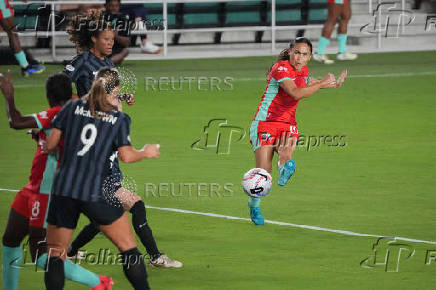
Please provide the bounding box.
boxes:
[328,0,347,4]
[11,188,50,228]
[0,0,14,20]
[249,121,299,151]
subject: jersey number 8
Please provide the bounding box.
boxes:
[77,124,97,156]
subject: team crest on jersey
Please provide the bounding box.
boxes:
[260,133,271,140]
[65,65,75,72]
[39,111,48,119]
[277,66,288,72]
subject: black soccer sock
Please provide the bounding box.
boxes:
[68,222,100,256]
[44,256,65,290]
[130,201,161,258]
[121,248,150,290]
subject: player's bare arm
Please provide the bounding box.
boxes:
[45,128,62,153]
[118,144,160,163]
[0,70,37,129]
[307,70,347,88]
[280,73,336,100]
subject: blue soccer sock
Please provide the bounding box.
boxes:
[14,51,29,69]
[248,196,261,208]
[316,36,330,55]
[337,34,347,54]
[2,244,22,290]
[36,253,100,287]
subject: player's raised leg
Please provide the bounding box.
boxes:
[277,133,297,186]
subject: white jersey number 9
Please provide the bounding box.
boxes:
[77,124,97,156]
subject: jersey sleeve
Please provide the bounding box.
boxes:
[32,107,60,129]
[51,101,73,131]
[271,64,297,83]
[114,114,132,148]
[63,55,85,82]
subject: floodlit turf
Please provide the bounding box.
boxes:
[1,51,436,289]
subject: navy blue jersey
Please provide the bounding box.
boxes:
[63,51,122,179]
[63,51,115,98]
[51,99,131,202]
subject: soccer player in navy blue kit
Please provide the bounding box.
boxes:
[44,68,158,290]
[63,10,182,268]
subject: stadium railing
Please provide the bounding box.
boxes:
[5,0,406,60]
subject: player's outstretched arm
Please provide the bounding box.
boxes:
[118,144,160,163]
[0,70,37,129]
[280,73,336,100]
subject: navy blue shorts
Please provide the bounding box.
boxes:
[47,195,124,229]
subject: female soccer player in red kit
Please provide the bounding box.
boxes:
[248,37,347,225]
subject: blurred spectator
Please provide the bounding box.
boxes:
[313,0,357,64]
[120,4,162,54]
[104,0,131,64]
[413,0,434,12]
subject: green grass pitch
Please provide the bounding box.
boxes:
[1,51,436,289]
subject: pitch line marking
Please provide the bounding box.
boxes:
[234,71,436,82]
[145,205,436,245]
[0,188,19,192]
[11,71,436,89]
[2,188,435,245]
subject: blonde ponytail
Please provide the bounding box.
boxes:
[84,76,116,119]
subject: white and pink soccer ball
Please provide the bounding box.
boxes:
[242,168,272,198]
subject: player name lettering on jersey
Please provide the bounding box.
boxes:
[74,105,118,125]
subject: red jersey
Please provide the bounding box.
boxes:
[253,60,310,125]
[24,106,62,194]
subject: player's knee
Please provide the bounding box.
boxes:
[46,244,67,258]
[341,12,351,22]
[2,231,23,247]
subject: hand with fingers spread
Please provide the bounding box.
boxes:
[335,69,348,88]
[320,73,337,88]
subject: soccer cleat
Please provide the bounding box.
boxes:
[278,160,295,186]
[337,52,358,61]
[92,276,114,290]
[249,207,264,225]
[21,64,45,77]
[148,254,183,268]
[312,54,334,64]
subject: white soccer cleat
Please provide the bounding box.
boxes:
[337,52,358,61]
[312,54,334,64]
[148,254,183,268]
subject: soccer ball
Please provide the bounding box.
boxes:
[242,168,272,198]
